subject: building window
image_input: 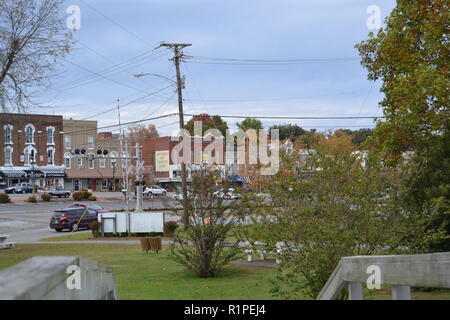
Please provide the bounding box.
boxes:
[25,124,35,144]
[88,154,94,169]
[77,157,83,169]
[4,146,13,166]
[24,146,37,165]
[64,135,72,149]
[87,136,94,149]
[64,153,71,169]
[47,148,55,166]
[4,125,13,144]
[46,127,55,145]
[99,155,106,168]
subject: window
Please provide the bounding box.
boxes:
[87,136,94,149]
[64,153,71,169]
[24,146,37,165]
[77,157,83,169]
[99,155,106,168]
[64,135,72,149]
[47,148,55,165]
[46,127,55,145]
[88,154,94,169]
[4,146,13,166]
[4,125,12,144]
[25,124,35,144]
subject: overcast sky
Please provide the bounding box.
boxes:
[37,0,396,135]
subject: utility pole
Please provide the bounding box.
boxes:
[157,42,191,229]
[135,143,144,212]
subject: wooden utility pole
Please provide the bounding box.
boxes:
[157,42,191,229]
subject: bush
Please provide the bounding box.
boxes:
[0,193,10,203]
[88,221,101,238]
[72,191,92,201]
[27,196,37,203]
[164,221,179,237]
[88,195,97,201]
[40,193,51,202]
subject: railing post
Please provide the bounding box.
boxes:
[392,285,411,300]
[348,282,363,300]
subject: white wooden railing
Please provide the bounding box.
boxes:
[317,252,450,300]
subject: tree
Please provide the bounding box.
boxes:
[270,124,307,141]
[242,134,443,299]
[356,0,449,157]
[0,0,72,112]
[169,166,242,278]
[334,128,374,146]
[236,118,263,132]
[184,113,228,136]
[126,124,159,143]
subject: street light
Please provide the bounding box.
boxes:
[133,73,180,86]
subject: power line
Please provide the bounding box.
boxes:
[190,55,361,63]
[184,114,385,120]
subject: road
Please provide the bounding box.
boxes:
[0,192,180,243]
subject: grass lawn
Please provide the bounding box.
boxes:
[0,244,280,300]
[1,244,449,300]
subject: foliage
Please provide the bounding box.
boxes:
[0,0,73,111]
[356,0,449,157]
[164,221,179,237]
[88,195,97,202]
[27,196,37,203]
[0,193,10,203]
[270,124,307,141]
[88,221,101,238]
[184,114,228,136]
[236,118,263,132]
[169,167,242,278]
[242,134,444,299]
[335,128,374,146]
[40,193,51,202]
[72,190,92,201]
[401,121,450,252]
[127,124,159,143]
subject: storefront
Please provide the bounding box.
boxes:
[0,166,65,188]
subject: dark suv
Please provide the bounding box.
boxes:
[50,207,98,232]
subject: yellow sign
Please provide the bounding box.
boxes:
[155,151,170,172]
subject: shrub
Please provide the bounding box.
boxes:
[81,190,92,200]
[72,191,83,201]
[88,221,101,238]
[0,193,10,203]
[27,196,37,203]
[169,167,242,278]
[88,195,97,201]
[164,221,179,237]
[40,193,51,202]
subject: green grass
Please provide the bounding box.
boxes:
[0,244,279,300]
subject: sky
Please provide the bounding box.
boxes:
[36,0,397,135]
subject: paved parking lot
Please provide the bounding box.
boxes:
[0,192,180,243]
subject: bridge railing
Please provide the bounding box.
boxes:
[317,252,450,300]
[0,256,118,300]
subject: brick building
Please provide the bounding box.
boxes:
[0,113,65,187]
[140,135,226,191]
[62,119,123,191]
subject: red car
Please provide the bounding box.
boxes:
[64,202,109,213]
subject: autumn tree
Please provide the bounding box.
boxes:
[0,0,72,112]
[126,124,159,144]
[270,124,307,141]
[356,0,449,157]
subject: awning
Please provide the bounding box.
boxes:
[39,166,66,178]
[0,167,27,178]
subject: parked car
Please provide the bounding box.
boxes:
[172,191,193,200]
[213,188,241,200]
[4,183,33,194]
[40,186,71,198]
[143,185,167,196]
[50,207,98,232]
[0,182,7,190]
[65,202,109,213]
